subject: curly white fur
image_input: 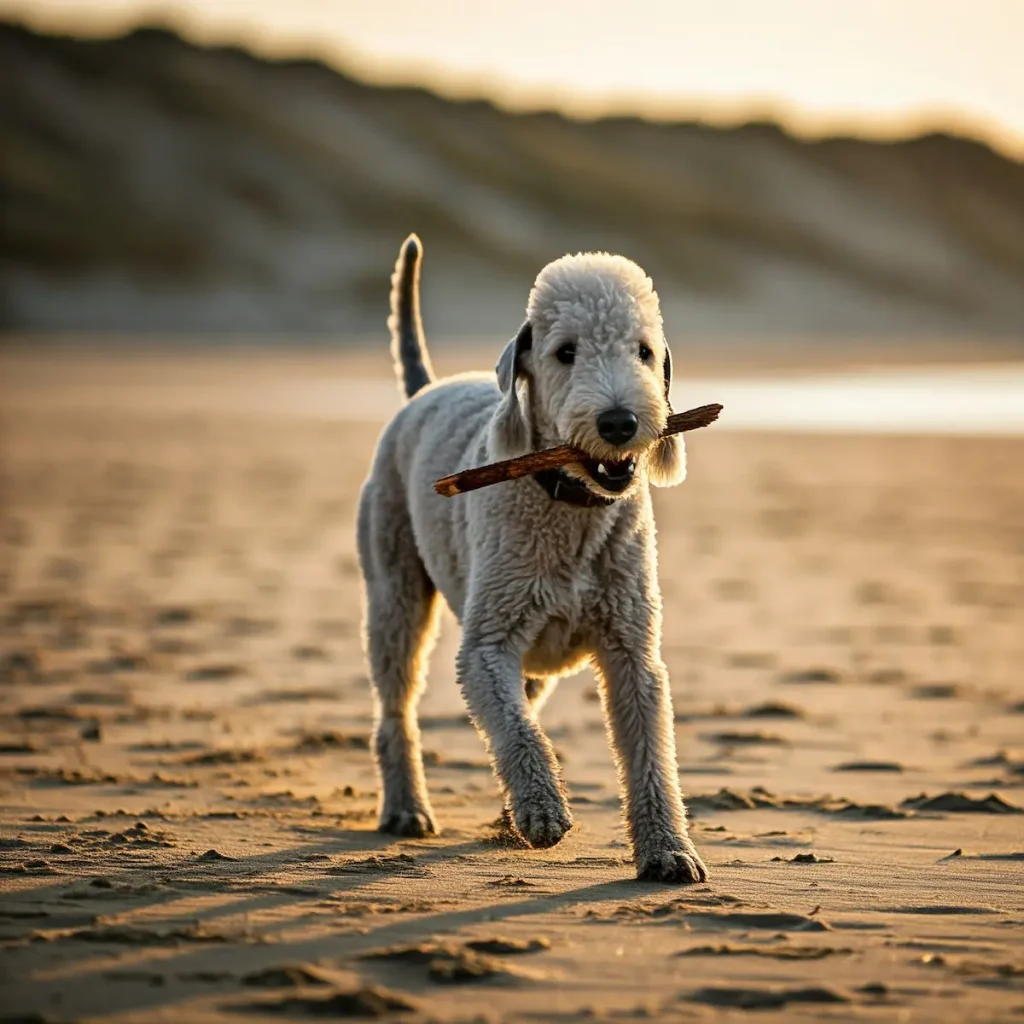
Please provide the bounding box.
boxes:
[356,235,707,883]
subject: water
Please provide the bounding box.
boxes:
[268,363,1024,436]
[669,363,1024,435]
[16,360,1024,435]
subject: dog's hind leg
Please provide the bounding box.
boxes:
[358,482,440,838]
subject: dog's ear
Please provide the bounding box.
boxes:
[490,320,533,458]
[496,320,531,394]
[662,342,674,410]
[648,340,687,487]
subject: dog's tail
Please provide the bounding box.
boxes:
[388,233,434,400]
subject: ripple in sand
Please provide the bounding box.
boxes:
[290,644,331,661]
[151,609,193,630]
[44,923,256,945]
[703,730,789,746]
[464,937,550,954]
[725,651,777,669]
[184,663,245,682]
[778,668,842,685]
[428,951,536,984]
[687,910,830,932]
[676,943,850,960]
[326,853,429,877]
[939,849,1024,862]
[16,706,86,722]
[247,688,342,705]
[718,830,812,849]
[914,954,1024,984]
[968,751,1024,776]
[866,667,907,685]
[86,654,149,674]
[13,766,121,786]
[0,650,42,684]
[224,615,277,637]
[604,903,829,932]
[912,682,969,700]
[0,741,37,754]
[242,965,333,987]
[242,987,416,1017]
[686,787,911,820]
[181,748,264,766]
[486,875,539,890]
[890,905,1002,915]
[902,792,1022,814]
[686,985,848,1008]
[744,701,805,719]
[196,848,236,862]
[292,731,370,753]
[4,859,58,875]
[362,938,548,985]
[771,852,835,863]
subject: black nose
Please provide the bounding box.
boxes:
[596,407,638,446]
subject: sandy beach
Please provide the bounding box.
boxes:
[1,350,1022,1023]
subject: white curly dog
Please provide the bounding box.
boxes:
[357,234,708,883]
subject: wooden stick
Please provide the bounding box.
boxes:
[433,403,723,497]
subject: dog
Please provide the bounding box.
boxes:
[356,234,708,883]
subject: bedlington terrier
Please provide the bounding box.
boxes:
[356,234,708,883]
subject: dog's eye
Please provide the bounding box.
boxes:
[638,342,653,364]
[555,343,576,365]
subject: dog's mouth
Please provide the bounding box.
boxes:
[579,455,636,493]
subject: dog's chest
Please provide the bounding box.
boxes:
[522,561,602,675]
[480,493,629,676]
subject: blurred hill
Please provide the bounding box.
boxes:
[3,22,1024,339]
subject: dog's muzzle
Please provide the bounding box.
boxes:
[580,456,636,493]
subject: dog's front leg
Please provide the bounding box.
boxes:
[457,639,572,848]
[593,583,708,883]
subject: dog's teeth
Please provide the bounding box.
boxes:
[628,461,635,472]
[597,463,606,475]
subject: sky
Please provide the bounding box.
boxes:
[4,0,1024,157]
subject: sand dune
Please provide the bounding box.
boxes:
[4,21,1024,337]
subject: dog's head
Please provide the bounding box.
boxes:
[490,252,686,498]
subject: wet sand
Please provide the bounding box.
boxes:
[1,351,1022,1022]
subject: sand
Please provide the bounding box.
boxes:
[1,351,1022,1023]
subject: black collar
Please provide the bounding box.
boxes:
[533,468,615,508]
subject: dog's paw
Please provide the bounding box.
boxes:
[378,808,438,838]
[636,841,708,884]
[513,801,573,849]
